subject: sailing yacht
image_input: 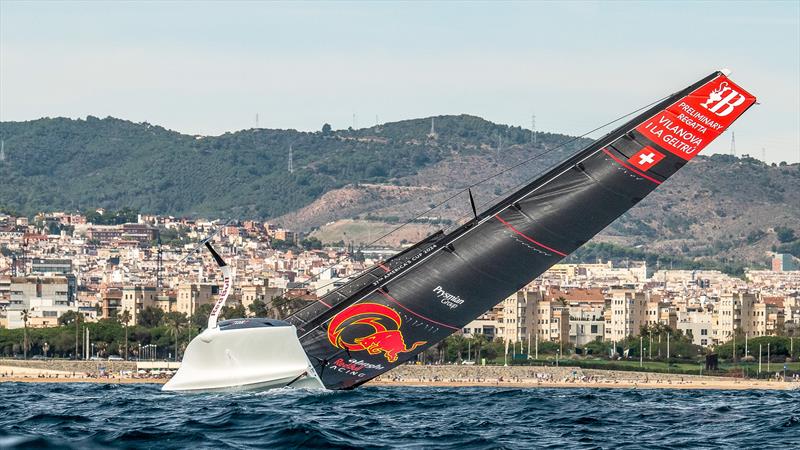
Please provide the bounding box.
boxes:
[163,70,755,392]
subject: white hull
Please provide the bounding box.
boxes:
[162,319,324,393]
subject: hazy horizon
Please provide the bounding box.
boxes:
[1,1,798,163]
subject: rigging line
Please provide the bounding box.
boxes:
[443,94,675,232]
[300,93,672,295]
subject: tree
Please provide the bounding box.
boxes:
[443,334,466,363]
[268,296,309,319]
[165,312,188,361]
[221,303,247,320]
[248,299,270,318]
[775,226,797,244]
[300,237,323,250]
[22,309,30,359]
[120,309,131,360]
[471,334,488,362]
[139,306,165,328]
[322,123,332,136]
[190,303,214,332]
[74,311,83,359]
[58,310,81,326]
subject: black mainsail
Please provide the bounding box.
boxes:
[291,71,756,390]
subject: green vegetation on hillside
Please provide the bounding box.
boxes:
[0,115,578,219]
[2,115,798,266]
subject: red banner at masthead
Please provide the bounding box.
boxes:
[636,74,756,160]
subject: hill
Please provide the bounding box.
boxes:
[1,116,798,267]
[0,115,585,218]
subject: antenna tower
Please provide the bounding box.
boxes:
[428,117,437,139]
[255,113,259,129]
[730,132,736,156]
[531,114,537,145]
[288,145,294,173]
[497,134,503,159]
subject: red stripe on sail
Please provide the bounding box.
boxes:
[601,148,662,185]
[377,289,459,331]
[318,299,332,308]
[379,263,390,272]
[494,215,568,257]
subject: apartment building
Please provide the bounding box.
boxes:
[6,276,74,328]
[176,283,219,317]
[677,310,713,346]
[605,288,648,341]
[569,304,605,346]
[749,302,784,337]
[527,289,570,344]
[121,285,157,324]
[240,283,283,312]
[713,292,756,343]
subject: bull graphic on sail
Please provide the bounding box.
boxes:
[327,303,426,363]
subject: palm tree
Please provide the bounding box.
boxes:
[472,334,488,362]
[445,334,466,363]
[22,308,31,360]
[166,313,188,362]
[74,310,83,359]
[120,309,131,361]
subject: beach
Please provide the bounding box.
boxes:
[2,362,797,390]
[0,363,168,385]
[369,376,794,390]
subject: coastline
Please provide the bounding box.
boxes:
[1,363,797,390]
[1,376,793,390]
[368,378,796,391]
[1,376,167,385]
[0,364,167,385]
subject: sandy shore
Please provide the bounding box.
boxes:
[1,377,793,390]
[1,363,796,390]
[0,365,167,384]
[369,378,797,391]
[0,376,167,385]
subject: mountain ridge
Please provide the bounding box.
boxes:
[1,115,798,266]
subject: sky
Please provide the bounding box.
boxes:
[1,1,799,163]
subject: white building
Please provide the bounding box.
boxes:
[677,311,713,346]
[6,276,75,328]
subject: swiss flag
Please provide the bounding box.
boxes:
[627,146,665,171]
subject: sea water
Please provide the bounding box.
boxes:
[0,383,798,449]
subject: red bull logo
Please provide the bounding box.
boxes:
[327,302,426,363]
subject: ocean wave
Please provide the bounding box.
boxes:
[0,383,798,448]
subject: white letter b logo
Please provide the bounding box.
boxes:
[706,90,746,117]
